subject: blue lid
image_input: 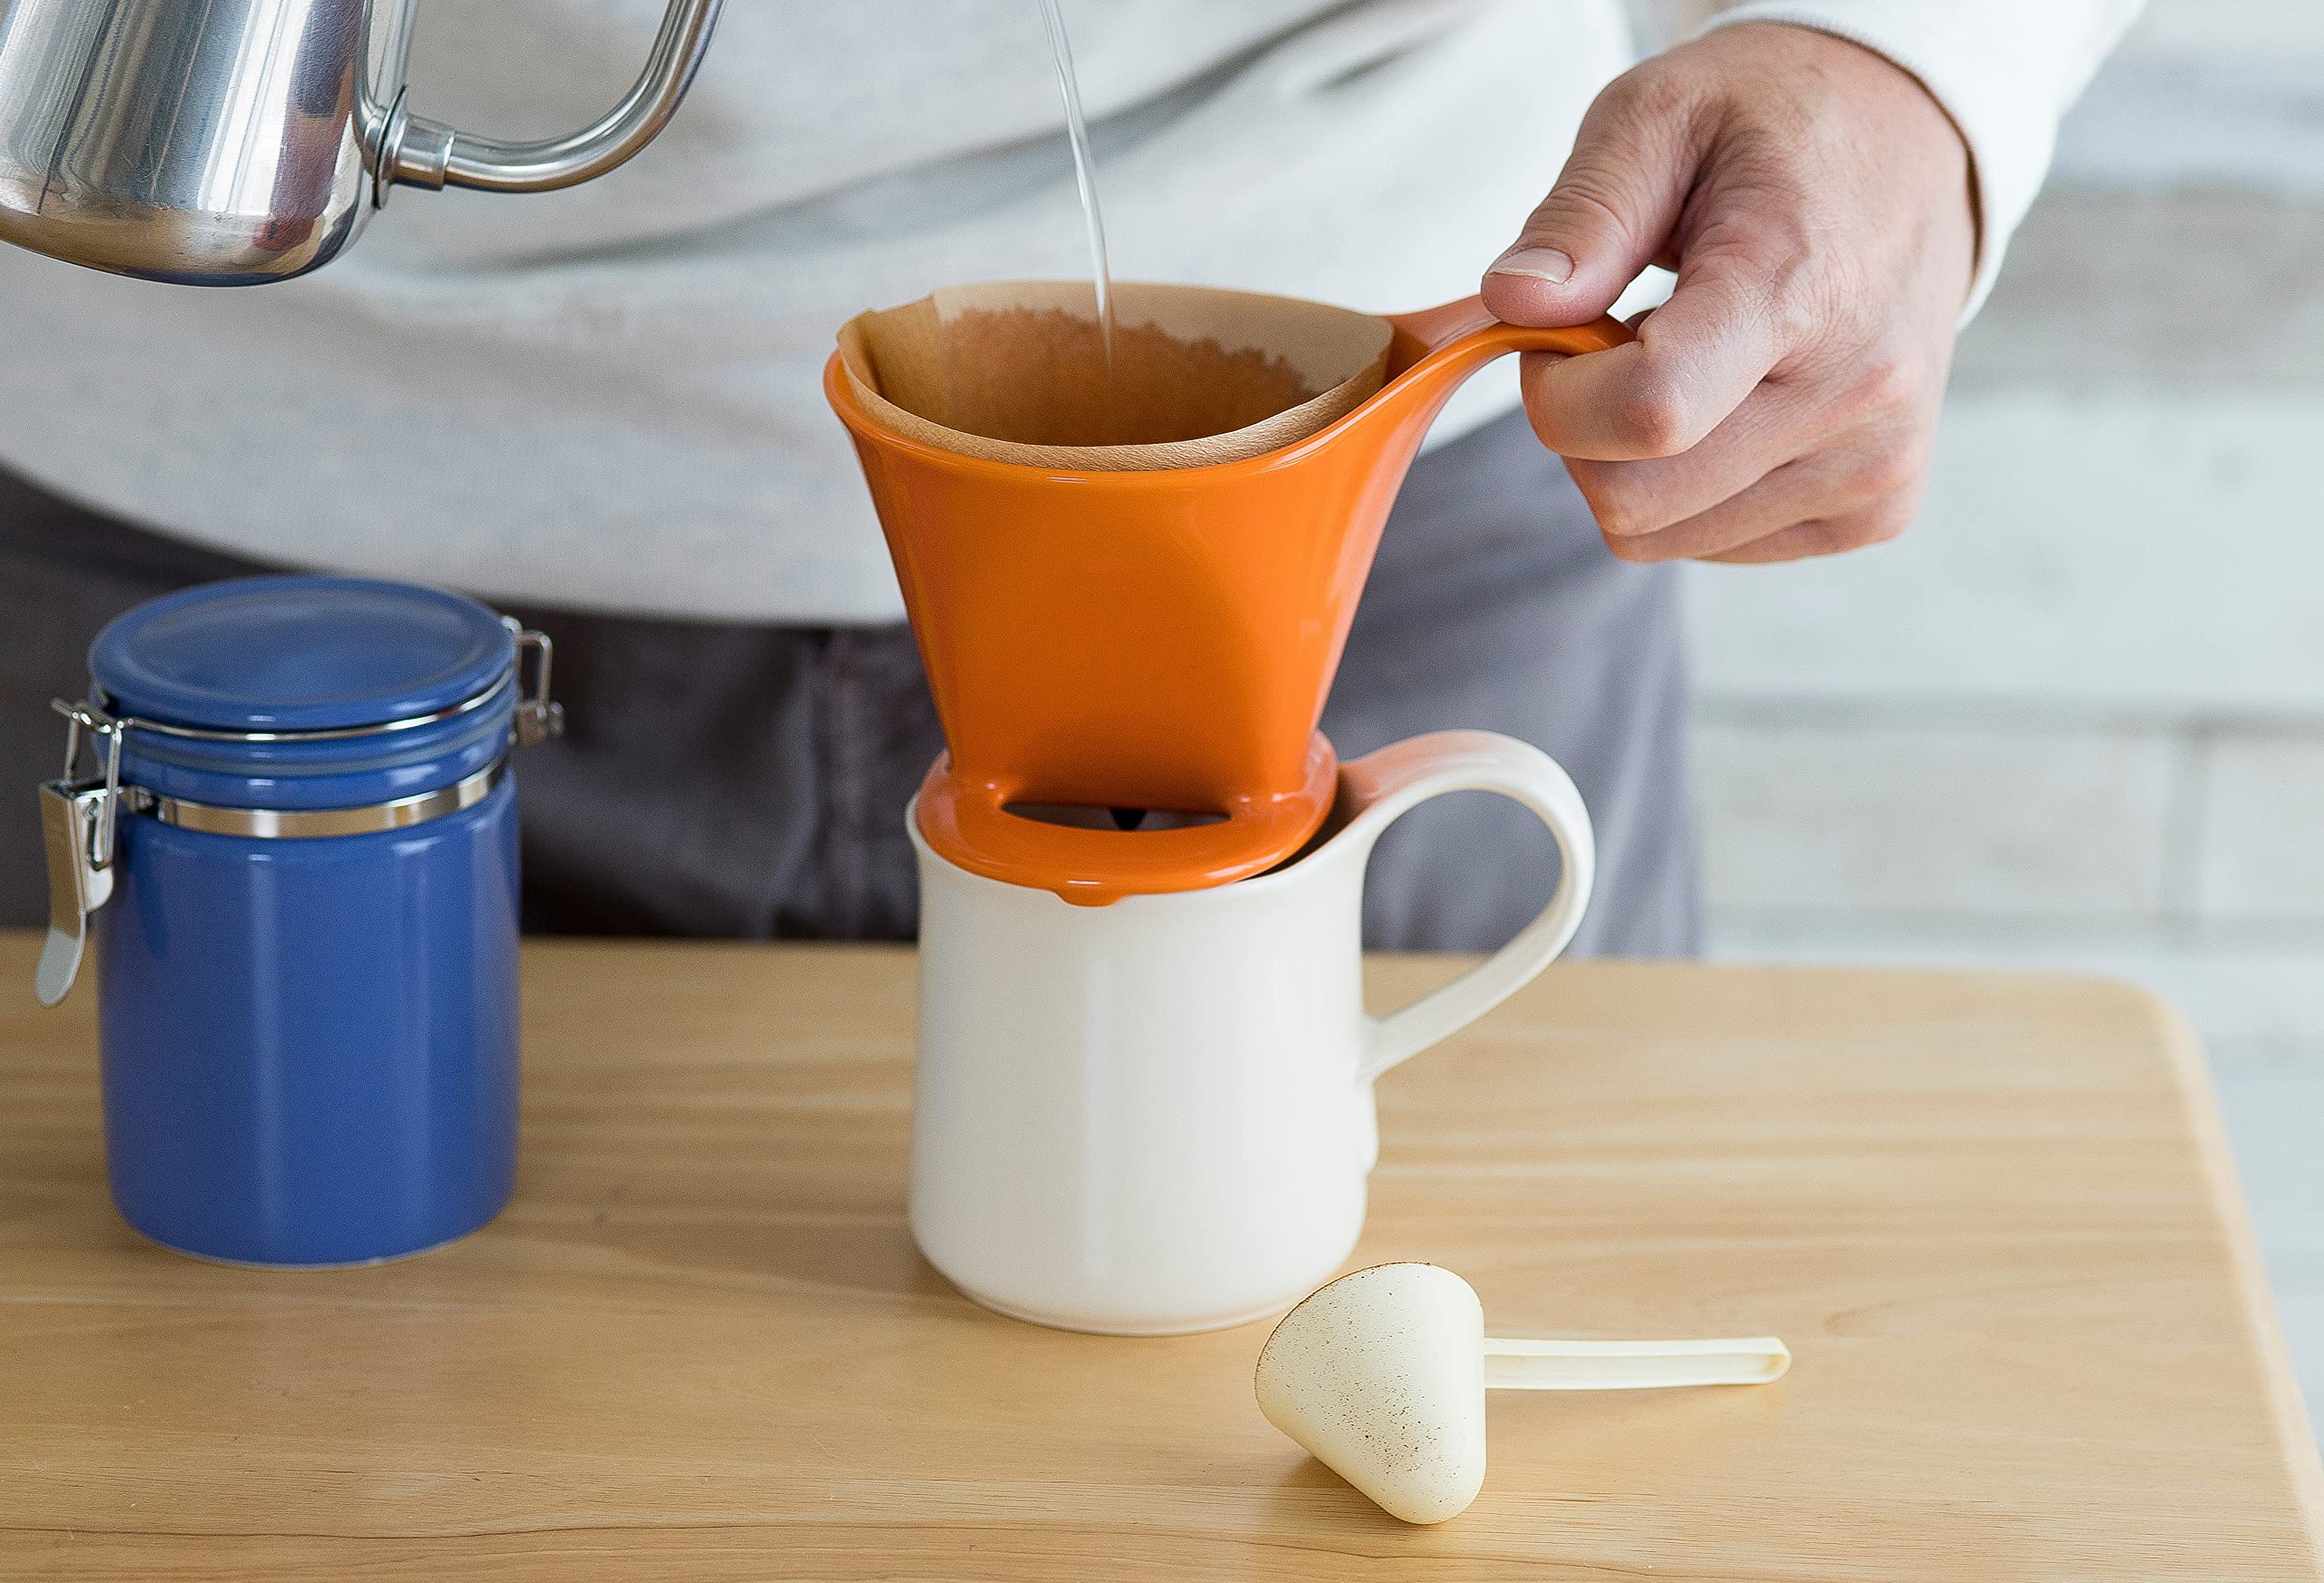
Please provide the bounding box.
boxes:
[91,575,515,732]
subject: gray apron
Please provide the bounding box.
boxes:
[0,411,1698,954]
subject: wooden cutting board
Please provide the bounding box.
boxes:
[1,935,2318,1579]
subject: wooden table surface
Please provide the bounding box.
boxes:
[3,934,2319,1580]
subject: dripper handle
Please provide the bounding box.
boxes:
[1385,296,1632,372]
[1365,296,1630,438]
[1481,1336,1792,1391]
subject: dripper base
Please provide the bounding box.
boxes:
[912,734,1337,905]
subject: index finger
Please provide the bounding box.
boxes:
[1515,259,1787,461]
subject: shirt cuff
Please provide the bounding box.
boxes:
[1696,1,2140,321]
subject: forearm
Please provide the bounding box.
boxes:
[1695,0,2145,316]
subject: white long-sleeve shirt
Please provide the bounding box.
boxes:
[0,0,2137,624]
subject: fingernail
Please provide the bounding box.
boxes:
[1490,246,1575,284]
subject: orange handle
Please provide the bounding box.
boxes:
[1369,296,1631,428]
[1384,294,1630,373]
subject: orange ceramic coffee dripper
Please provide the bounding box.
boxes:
[826,285,1630,904]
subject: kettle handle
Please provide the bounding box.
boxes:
[386,0,725,195]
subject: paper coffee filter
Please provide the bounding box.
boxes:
[838,280,1394,470]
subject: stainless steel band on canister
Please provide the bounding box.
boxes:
[135,760,508,840]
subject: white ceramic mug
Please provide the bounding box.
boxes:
[907,729,1595,1335]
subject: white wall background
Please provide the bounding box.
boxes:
[1689,0,2324,1427]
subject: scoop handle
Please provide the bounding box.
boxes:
[1481,1336,1791,1391]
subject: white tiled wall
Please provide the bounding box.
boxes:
[1687,394,2324,716]
[1689,20,2324,1432]
[2199,739,2324,921]
[1695,721,2178,917]
[2122,0,2324,61]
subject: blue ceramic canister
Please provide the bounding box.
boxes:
[34,575,563,1267]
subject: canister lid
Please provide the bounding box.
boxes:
[90,575,515,732]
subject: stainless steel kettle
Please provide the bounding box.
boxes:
[0,0,724,285]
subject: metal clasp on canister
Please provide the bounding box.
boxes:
[35,703,142,1008]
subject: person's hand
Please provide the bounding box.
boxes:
[1480,23,1975,564]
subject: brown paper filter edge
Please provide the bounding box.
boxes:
[838,280,1394,472]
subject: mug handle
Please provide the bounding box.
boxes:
[1335,731,1596,1083]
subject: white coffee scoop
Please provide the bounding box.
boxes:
[1254,1263,1789,1524]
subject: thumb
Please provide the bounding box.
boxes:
[1481,77,1703,327]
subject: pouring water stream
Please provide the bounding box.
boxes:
[1039,0,1145,827]
[1036,0,1119,439]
